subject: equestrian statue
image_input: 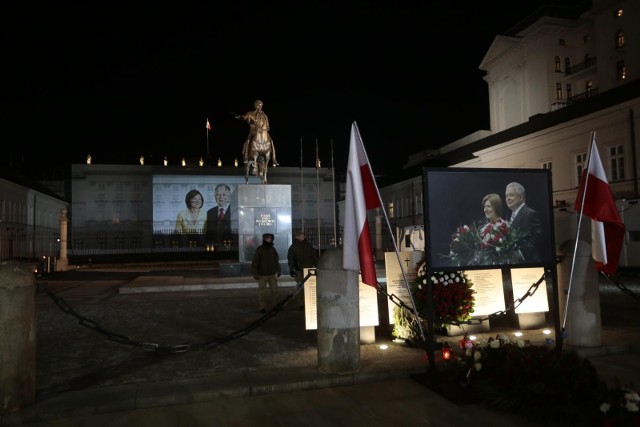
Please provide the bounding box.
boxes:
[236,100,278,184]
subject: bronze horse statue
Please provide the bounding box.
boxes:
[236,100,278,184]
[245,127,277,184]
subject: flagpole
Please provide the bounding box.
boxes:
[206,119,211,157]
[331,138,337,246]
[352,122,426,342]
[564,131,596,329]
[300,138,304,233]
[316,138,321,257]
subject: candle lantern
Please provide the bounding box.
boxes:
[442,341,452,361]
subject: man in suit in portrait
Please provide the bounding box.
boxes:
[206,183,233,248]
[505,181,542,262]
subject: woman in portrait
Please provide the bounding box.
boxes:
[175,189,207,234]
[478,192,523,263]
[480,193,504,230]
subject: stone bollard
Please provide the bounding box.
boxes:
[557,239,602,347]
[0,261,37,413]
[317,247,360,374]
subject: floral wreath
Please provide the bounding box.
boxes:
[412,260,475,324]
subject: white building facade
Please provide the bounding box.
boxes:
[367,0,640,266]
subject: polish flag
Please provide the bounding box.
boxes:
[343,122,381,287]
[206,119,211,131]
[574,140,625,275]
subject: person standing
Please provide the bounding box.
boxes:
[252,233,282,313]
[206,184,232,247]
[505,181,542,262]
[288,231,318,286]
[287,231,318,309]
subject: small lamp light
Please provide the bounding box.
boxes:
[163,157,168,166]
[217,158,222,167]
[199,157,204,167]
[234,158,239,167]
[442,341,452,361]
[139,156,144,165]
[86,154,92,165]
[181,158,186,167]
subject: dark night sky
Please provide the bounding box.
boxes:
[5,1,583,180]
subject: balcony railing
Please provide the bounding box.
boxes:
[565,57,597,75]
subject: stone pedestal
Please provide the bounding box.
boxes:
[0,261,36,413]
[557,239,602,347]
[237,185,292,275]
[317,248,361,375]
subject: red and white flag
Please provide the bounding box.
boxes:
[343,122,381,287]
[206,119,211,131]
[574,140,625,275]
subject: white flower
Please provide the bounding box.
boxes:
[474,351,481,361]
[516,339,526,348]
[600,402,611,413]
[624,391,640,402]
[474,362,482,371]
[625,401,639,412]
[465,348,472,357]
[489,340,501,349]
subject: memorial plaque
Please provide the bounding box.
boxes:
[464,269,506,316]
[512,267,549,313]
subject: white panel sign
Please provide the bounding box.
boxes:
[464,269,506,316]
[304,269,379,330]
[511,267,549,313]
[384,251,423,324]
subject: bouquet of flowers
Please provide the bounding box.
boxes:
[446,219,525,266]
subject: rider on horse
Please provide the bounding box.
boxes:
[236,100,278,167]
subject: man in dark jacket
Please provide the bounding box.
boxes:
[251,233,281,313]
[505,181,542,262]
[287,231,318,309]
[287,231,318,286]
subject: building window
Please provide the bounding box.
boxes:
[388,201,394,219]
[576,152,587,186]
[566,83,573,99]
[584,53,593,66]
[615,30,625,48]
[616,60,627,80]
[610,145,624,181]
[615,8,623,18]
[541,161,552,170]
[556,83,563,99]
[555,56,561,72]
[586,80,593,97]
[564,57,571,72]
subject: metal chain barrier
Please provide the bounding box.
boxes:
[380,273,547,328]
[600,272,640,303]
[37,272,310,354]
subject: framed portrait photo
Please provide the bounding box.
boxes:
[422,167,555,272]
